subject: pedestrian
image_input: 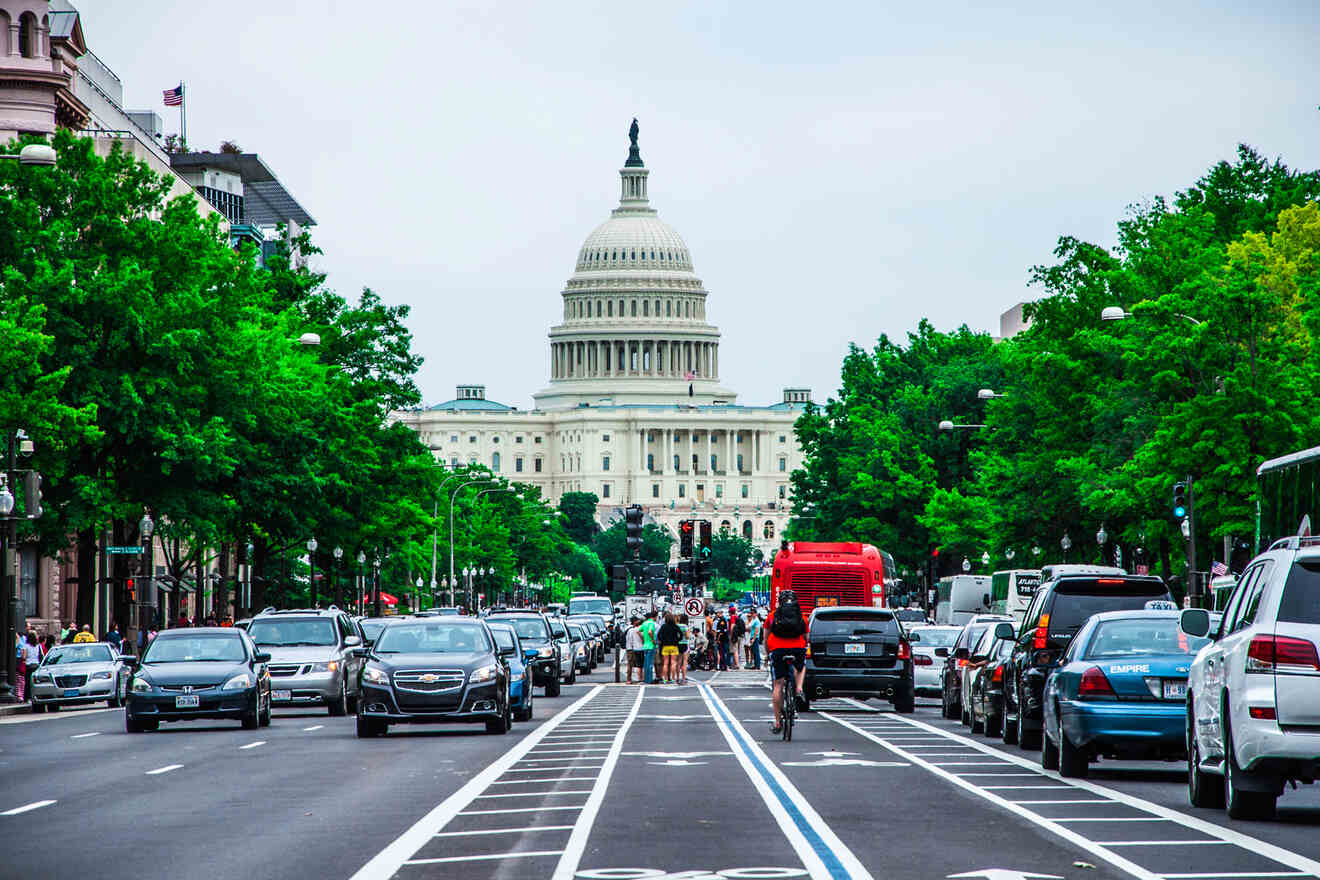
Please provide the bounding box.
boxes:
[106,621,122,652]
[62,623,77,645]
[714,612,730,670]
[73,625,95,644]
[23,630,41,700]
[639,610,657,684]
[624,615,644,684]
[59,621,72,643]
[42,633,56,660]
[746,610,762,669]
[657,612,681,684]
[176,613,190,629]
[730,607,746,669]
[676,614,690,683]
[14,631,26,702]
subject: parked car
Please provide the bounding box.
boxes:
[895,608,929,625]
[569,615,604,666]
[940,614,1012,721]
[246,606,364,715]
[803,606,914,713]
[1003,571,1172,749]
[486,621,534,722]
[124,627,271,732]
[566,622,592,675]
[354,617,511,737]
[1184,540,1320,819]
[546,616,578,685]
[907,625,960,698]
[30,642,132,711]
[965,624,1017,738]
[486,611,563,696]
[957,616,1015,727]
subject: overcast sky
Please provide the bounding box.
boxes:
[78,1,1318,409]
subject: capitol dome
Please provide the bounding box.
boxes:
[533,120,737,411]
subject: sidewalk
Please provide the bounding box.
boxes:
[0,701,33,717]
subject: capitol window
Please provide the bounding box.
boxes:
[534,458,543,472]
[602,433,610,442]
[779,435,787,443]
[741,484,749,498]
[602,456,610,471]
[673,454,680,471]
[492,436,500,443]
[643,301,649,316]
[652,484,660,498]
[779,485,787,499]
[646,453,654,471]
[602,484,611,498]
[450,457,459,467]
[515,436,523,444]
[764,521,776,539]
[666,301,671,316]
[678,484,686,498]
[469,436,477,444]
[778,457,787,472]
[515,457,524,473]
[607,301,613,317]
[715,484,723,498]
[491,452,501,472]
[631,301,637,317]
[534,435,543,443]
[450,435,458,443]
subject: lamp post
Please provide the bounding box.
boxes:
[1101,305,1202,326]
[1061,533,1072,562]
[373,555,382,618]
[306,537,318,607]
[980,551,990,569]
[1096,524,1108,565]
[415,576,423,613]
[0,467,15,703]
[135,512,154,655]
[333,546,343,607]
[961,557,971,573]
[449,478,496,596]
[356,551,366,614]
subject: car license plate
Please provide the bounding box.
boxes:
[1163,680,1187,700]
[63,688,80,697]
[844,643,866,654]
[816,597,839,607]
[273,690,292,701]
[174,695,200,708]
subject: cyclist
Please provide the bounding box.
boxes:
[766,590,807,735]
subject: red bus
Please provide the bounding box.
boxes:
[770,541,898,616]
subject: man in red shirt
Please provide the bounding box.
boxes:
[765,590,807,734]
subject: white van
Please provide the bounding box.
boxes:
[991,569,1042,623]
[934,575,993,626]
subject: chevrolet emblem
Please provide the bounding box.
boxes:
[420,674,438,683]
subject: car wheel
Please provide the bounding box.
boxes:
[142,718,159,732]
[1188,705,1225,809]
[30,702,44,714]
[327,679,348,717]
[242,703,260,730]
[109,677,123,708]
[516,690,534,722]
[565,662,576,685]
[1058,716,1088,778]
[894,684,915,714]
[486,701,511,735]
[1002,709,1019,745]
[259,694,272,727]
[125,714,142,733]
[1041,722,1060,770]
[1224,706,1276,820]
[546,675,562,697]
[347,689,360,714]
[942,686,958,720]
[985,711,1002,739]
[961,703,971,727]
[356,714,385,738]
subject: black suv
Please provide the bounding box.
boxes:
[1002,570,1172,749]
[486,611,563,696]
[803,606,914,713]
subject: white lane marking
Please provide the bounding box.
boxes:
[145,764,183,775]
[1050,817,1170,823]
[433,825,576,837]
[700,683,874,880]
[821,712,1160,880]
[531,748,611,754]
[70,732,100,739]
[957,773,1043,777]
[473,790,593,799]
[457,805,583,816]
[1162,874,1311,878]
[981,785,1076,790]
[516,758,607,764]
[1015,800,1114,805]
[882,714,1320,878]
[1104,841,1231,847]
[550,686,645,880]
[403,850,563,866]
[239,741,265,750]
[346,685,602,880]
[303,725,324,731]
[490,778,598,785]
[506,765,602,773]
[0,707,117,726]
[2,800,56,816]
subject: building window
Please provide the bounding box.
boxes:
[450,457,459,467]
[743,520,753,540]
[673,454,680,471]
[720,520,732,533]
[652,484,660,498]
[778,457,787,472]
[515,436,524,444]
[666,301,672,317]
[741,484,749,498]
[678,484,686,498]
[737,454,744,472]
[779,435,787,443]
[534,458,543,473]
[602,484,611,498]
[715,484,723,498]
[450,434,458,443]
[764,521,776,539]
[631,300,637,317]
[602,456,611,472]
[492,436,500,443]
[515,457,524,473]
[535,436,543,443]
[779,485,787,499]
[602,433,610,442]
[647,453,654,471]
[710,454,718,471]
[692,454,699,471]
[643,300,649,316]
[469,435,477,444]
[491,452,501,472]
[607,301,613,317]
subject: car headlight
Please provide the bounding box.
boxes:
[308,661,339,673]
[91,671,113,680]
[469,664,498,684]
[33,672,52,684]
[221,673,253,691]
[131,676,152,693]
[537,646,554,658]
[362,665,390,685]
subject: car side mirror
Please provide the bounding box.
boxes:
[1180,608,1212,639]
[994,623,1015,640]
[350,646,370,658]
[344,635,361,647]
[119,655,138,666]
[953,647,969,660]
[499,646,516,657]
[907,632,921,643]
[253,652,272,664]
[934,647,949,658]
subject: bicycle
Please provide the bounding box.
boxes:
[779,654,797,741]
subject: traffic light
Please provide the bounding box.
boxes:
[677,560,693,584]
[699,520,712,559]
[611,564,628,593]
[679,519,694,557]
[22,470,42,519]
[625,505,644,557]
[125,577,136,602]
[1172,481,1188,519]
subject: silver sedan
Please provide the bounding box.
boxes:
[31,642,130,711]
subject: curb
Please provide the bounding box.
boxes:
[0,702,33,717]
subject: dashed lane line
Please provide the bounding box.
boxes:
[303,725,324,731]
[70,732,100,739]
[2,800,56,816]
[432,826,576,837]
[239,741,265,750]
[401,850,564,866]
[145,764,183,775]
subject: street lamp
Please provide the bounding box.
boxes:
[373,555,382,618]
[1061,533,1072,561]
[961,557,971,573]
[333,546,343,607]
[980,551,990,568]
[939,420,986,431]
[1005,548,1016,562]
[1096,525,1108,546]
[1032,545,1042,558]
[977,389,1007,400]
[136,513,154,653]
[1101,305,1202,326]
[306,537,318,607]
[0,144,58,166]
[356,551,366,614]
[415,576,423,612]
[298,332,321,346]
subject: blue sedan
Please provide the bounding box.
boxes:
[1042,608,1211,778]
[487,622,534,722]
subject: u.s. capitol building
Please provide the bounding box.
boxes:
[393,122,810,560]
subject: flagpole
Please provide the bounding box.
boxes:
[181,81,187,151]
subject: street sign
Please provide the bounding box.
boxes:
[105,546,143,554]
[685,597,705,616]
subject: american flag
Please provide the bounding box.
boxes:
[1211,561,1229,577]
[684,370,695,381]
[162,83,184,106]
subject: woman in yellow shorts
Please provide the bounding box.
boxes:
[657,612,682,684]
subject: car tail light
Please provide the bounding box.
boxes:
[897,639,911,661]
[992,664,1004,684]
[805,644,813,658]
[1078,666,1116,699]
[957,658,968,668]
[914,654,933,666]
[1096,578,1125,585]
[1249,705,1277,720]
[1246,635,1320,673]
[1033,614,1050,650]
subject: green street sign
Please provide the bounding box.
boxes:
[105,546,143,554]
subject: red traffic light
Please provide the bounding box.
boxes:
[680,521,693,533]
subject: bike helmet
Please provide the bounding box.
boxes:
[777,590,798,607]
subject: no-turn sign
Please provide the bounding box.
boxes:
[685,597,705,616]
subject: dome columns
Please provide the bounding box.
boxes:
[548,337,720,381]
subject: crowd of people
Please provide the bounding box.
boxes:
[621,604,766,685]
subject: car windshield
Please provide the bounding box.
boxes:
[248,618,337,647]
[1048,582,1170,633]
[568,597,613,616]
[374,622,491,654]
[44,644,113,665]
[492,617,548,641]
[144,635,246,663]
[489,627,517,651]
[910,627,958,648]
[811,613,896,638]
[359,620,387,642]
[1084,617,1210,658]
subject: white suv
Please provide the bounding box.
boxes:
[1183,540,1320,819]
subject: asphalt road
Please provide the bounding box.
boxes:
[4,665,1320,880]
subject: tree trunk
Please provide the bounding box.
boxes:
[76,527,97,628]
[216,542,230,623]
[252,537,269,612]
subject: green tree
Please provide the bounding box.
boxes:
[558,491,599,544]
[709,531,757,581]
[591,520,673,569]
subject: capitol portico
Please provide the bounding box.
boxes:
[393,122,810,560]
